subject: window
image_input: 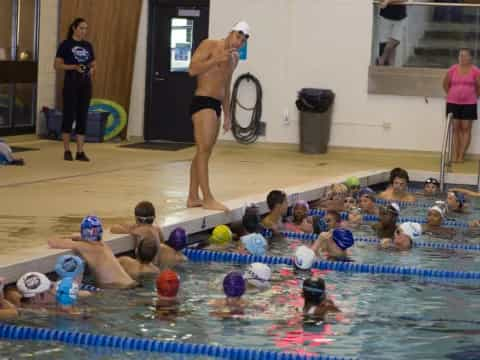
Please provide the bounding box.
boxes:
[170,18,194,72]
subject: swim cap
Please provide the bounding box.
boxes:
[332,228,354,250]
[223,271,246,298]
[156,270,180,298]
[232,21,251,37]
[358,187,375,200]
[294,200,310,212]
[55,255,84,279]
[56,277,79,307]
[209,225,233,246]
[398,222,422,240]
[303,278,326,305]
[241,233,267,256]
[424,177,440,186]
[344,176,360,188]
[429,205,445,218]
[80,215,103,241]
[17,272,51,298]
[294,246,316,270]
[166,227,188,251]
[244,263,271,289]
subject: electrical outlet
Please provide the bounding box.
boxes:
[257,121,266,136]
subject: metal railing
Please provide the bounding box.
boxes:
[440,112,453,192]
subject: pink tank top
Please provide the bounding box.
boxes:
[447,64,480,105]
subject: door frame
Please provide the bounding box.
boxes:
[144,0,210,141]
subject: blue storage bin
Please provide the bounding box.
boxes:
[44,108,109,143]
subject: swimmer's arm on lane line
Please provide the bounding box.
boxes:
[450,188,480,197]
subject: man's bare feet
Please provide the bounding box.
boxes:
[187,199,203,208]
[202,199,229,211]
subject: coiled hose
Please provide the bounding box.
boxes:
[230,73,263,144]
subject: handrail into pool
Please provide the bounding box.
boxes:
[440,113,454,192]
[0,323,355,360]
[183,249,480,280]
[374,0,480,7]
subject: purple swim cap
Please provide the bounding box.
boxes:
[166,227,188,251]
[223,271,246,298]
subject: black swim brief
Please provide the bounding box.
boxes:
[189,96,222,118]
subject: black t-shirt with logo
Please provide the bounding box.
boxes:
[56,39,95,81]
[380,5,407,20]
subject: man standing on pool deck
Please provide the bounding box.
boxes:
[187,21,250,211]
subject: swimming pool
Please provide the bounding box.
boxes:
[2,185,480,360]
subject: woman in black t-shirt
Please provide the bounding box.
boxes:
[54,18,96,161]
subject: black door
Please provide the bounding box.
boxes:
[145,0,209,142]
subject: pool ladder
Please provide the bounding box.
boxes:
[440,113,480,192]
[439,113,453,192]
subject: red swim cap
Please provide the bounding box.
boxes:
[156,270,180,298]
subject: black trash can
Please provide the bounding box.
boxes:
[296,88,335,154]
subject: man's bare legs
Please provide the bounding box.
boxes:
[187,152,202,208]
[187,109,228,211]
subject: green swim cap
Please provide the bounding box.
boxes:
[344,176,360,188]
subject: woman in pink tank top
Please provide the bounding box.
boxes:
[443,48,480,162]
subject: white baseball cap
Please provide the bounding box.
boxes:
[17,272,51,298]
[232,21,251,38]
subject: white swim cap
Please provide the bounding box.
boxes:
[17,272,51,298]
[244,263,271,289]
[399,222,422,240]
[294,245,316,270]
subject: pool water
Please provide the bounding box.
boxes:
[3,187,480,359]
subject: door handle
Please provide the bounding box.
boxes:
[154,72,165,81]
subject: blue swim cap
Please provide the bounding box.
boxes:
[358,187,375,199]
[55,255,84,279]
[80,215,103,241]
[332,228,354,250]
[56,277,79,307]
[166,227,188,251]
[241,233,267,256]
[223,271,246,298]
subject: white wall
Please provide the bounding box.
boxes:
[211,0,480,153]
[36,0,59,135]
[127,0,480,154]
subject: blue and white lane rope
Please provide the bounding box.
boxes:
[183,249,480,280]
[0,323,355,360]
[263,230,480,252]
[307,209,470,229]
